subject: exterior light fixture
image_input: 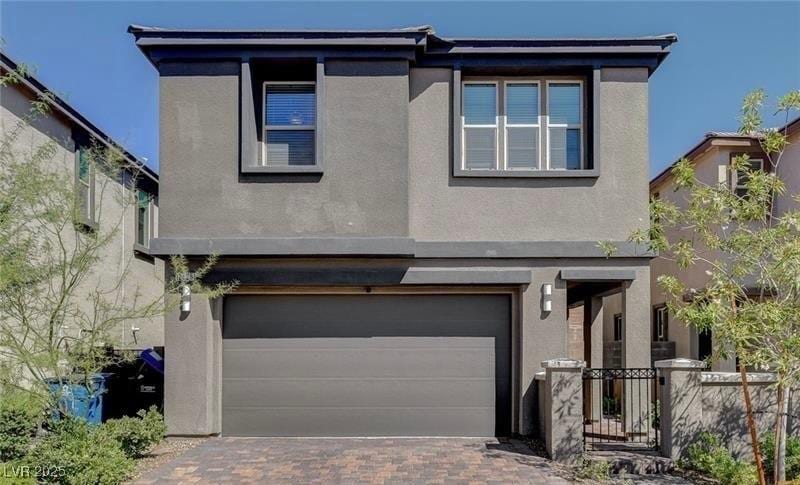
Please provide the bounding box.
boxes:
[542,283,553,312]
[180,284,191,313]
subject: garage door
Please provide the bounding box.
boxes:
[222,293,511,437]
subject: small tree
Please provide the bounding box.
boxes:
[607,89,799,485]
[0,64,235,409]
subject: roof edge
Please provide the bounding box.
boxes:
[0,51,158,183]
[650,116,800,189]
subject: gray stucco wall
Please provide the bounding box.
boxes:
[408,67,650,242]
[162,256,652,436]
[158,60,409,238]
[701,379,800,460]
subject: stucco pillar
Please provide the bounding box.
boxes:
[543,358,586,463]
[655,358,705,460]
[583,297,603,421]
[621,271,650,368]
[164,294,222,436]
[521,270,568,435]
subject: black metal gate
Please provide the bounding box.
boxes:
[582,368,659,451]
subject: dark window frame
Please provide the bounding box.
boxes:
[74,146,97,230]
[613,313,623,342]
[452,68,599,178]
[134,189,153,251]
[240,58,325,174]
[652,305,669,342]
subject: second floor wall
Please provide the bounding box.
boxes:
[158,60,652,243]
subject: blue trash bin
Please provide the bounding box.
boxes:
[45,373,113,424]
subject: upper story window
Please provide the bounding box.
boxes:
[75,147,95,227]
[460,78,585,173]
[547,82,583,170]
[135,189,153,249]
[263,82,316,167]
[733,158,764,198]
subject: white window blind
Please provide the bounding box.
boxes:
[462,83,498,170]
[547,83,583,170]
[264,83,316,166]
[505,83,540,169]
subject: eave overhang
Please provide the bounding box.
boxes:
[128,25,676,75]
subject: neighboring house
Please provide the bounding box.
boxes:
[129,24,675,437]
[604,117,800,371]
[0,52,163,350]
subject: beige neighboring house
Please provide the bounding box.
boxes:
[602,117,800,371]
[0,52,163,350]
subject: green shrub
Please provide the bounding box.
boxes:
[101,407,165,459]
[686,432,758,485]
[575,457,611,481]
[25,417,134,485]
[760,431,800,481]
[0,393,43,461]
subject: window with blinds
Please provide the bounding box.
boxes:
[263,83,316,166]
[75,148,95,225]
[547,82,583,170]
[136,189,151,248]
[460,79,584,173]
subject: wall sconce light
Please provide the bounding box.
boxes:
[180,284,191,313]
[542,283,553,312]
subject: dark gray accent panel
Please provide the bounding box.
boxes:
[201,266,530,287]
[222,294,511,437]
[400,268,531,285]
[414,241,655,259]
[149,237,415,256]
[559,268,636,281]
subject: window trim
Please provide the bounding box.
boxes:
[261,81,317,169]
[503,80,542,171]
[135,189,153,250]
[613,313,623,342]
[653,305,669,342]
[545,79,585,171]
[733,157,764,197]
[461,80,500,171]
[454,72,597,178]
[74,147,96,230]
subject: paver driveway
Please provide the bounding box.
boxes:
[133,437,575,484]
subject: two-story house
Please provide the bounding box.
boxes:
[624,117,799,371]
[130,25,675,437]
[0,52,163,351]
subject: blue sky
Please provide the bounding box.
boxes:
[1,1,798,175]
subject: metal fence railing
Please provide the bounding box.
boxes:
[582,368,659,451]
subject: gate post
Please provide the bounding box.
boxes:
[655,358,705,460]
[543,358,586,463]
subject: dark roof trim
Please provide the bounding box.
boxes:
[148,237,654,259]
[128,25,676,74]
[0,51,158,184]
[559,268,637,282]
[650,115,800,189]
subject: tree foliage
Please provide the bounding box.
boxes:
[0,64,235,407]
[616,89,800,483]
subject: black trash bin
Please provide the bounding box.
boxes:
[103,347,164,418]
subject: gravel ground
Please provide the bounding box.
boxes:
[127,437,207,482]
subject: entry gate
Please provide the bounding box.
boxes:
[582,368,659,451]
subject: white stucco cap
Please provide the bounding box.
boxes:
[654,358,706,369]
[541,358,586,369]
[702,372,777,384]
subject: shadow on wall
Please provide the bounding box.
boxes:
[550,370,583,462]
[702,382,777,460]
[668,374,702,459]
